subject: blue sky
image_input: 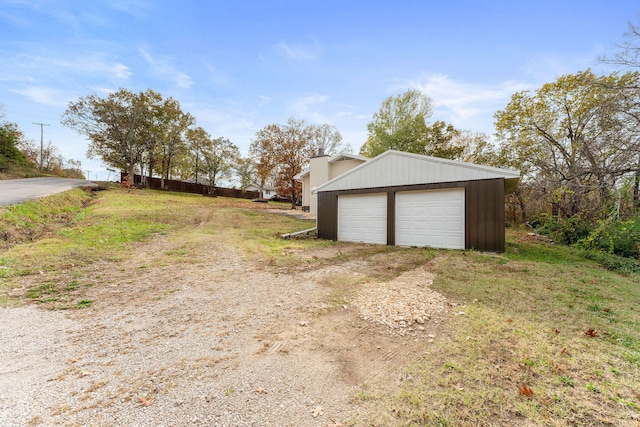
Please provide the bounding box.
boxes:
[1,0,638,180]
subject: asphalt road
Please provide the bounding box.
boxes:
[0,177,97,206]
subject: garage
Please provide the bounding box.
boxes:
[395,188,465,249]
[338,193,387,244]
[315,150,520,252]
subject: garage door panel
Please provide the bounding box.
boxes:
[338,193,387,244]
[396,189,465,249]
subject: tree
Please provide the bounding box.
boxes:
[0,122,29,170]
[360,89,432,157]
[234,156,256,192]
[250,117,314,208]
[200,136,240,189]
[422,120,465,159]
[62,88,162,178]
[495,70,640,219]
[600,18,640,69]
[149,97,194,188]
[309,123,349,156]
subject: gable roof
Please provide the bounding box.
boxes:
[312,150,520,193]
[293,151,368,180]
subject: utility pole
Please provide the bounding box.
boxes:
[33,122,50,171]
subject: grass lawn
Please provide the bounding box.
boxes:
[0,187,638,425]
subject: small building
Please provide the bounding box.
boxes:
[294,152,368,215]
[246,184,277,200]
[312,150,520,252]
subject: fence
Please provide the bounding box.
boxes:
[121,173,260,200]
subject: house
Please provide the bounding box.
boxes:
[312,150,520,252]
[246,183,277,200]
[294,151,368,215]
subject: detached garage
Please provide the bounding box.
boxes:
[314,150,520,252]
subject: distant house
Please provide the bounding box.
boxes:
[312,150,520,252]
[294,152,367,215]
[246,183,276,200]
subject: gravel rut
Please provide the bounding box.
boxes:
[1,235,448,426]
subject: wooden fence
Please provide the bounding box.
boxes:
[121,173,260,200]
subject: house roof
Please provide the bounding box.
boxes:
[293,152,368,180]
[312,150,520,194]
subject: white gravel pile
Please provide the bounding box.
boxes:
[352,267,449,336]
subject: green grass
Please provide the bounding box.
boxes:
[0,187,325,307]
[1,187,638,424]
[353,233,640,426]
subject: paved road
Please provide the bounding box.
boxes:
[0,177,97,206]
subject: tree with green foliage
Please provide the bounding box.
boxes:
[0,122,29,170]
[200,136,240,189]
[360,89,432,157]
[62,88,162,179]
[495,69,640,219]
[148,97,194,188]
[360,89,473,161]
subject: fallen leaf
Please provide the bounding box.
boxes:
[585,328,598,337]
[518,383,533,397]
[254,388,267,394]
[311,405,323,418]
[136,396,153,407]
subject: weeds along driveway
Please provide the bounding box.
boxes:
[0,230,446,426]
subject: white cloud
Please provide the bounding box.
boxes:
[398,73,532,133]
[289,93,330,123]
[189,105,259,154]
[10,86,72,107]
[273,40,321,61]
[138,47,193,89]
[107,0,153,19]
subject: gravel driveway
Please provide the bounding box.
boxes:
[0,233,448,426]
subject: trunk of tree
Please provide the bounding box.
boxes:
[634,165,640,210]
[147,158,153,189]
[290,178,296,209]
[514,188,527,224]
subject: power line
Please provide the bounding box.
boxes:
[33,122,50,171]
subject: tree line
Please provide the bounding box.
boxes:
[61,88,347,205]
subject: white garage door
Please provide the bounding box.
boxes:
[396,188,465,249]
[338,193,387,244]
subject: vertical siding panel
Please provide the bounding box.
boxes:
[387,191,395,245]
[465,181,478,249]
[317,191,338,240]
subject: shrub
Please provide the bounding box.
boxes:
[579,249,640,275]
[578,217,640,259]
[535,214,592,245]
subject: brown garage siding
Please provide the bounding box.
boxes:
[316,178,507,252]
[316,191,338,240]
[465,179,505,251]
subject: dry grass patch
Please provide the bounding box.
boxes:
[351,237,640,426]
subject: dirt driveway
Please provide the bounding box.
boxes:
[1,233,449,426]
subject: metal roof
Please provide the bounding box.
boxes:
[312,150,520,193]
